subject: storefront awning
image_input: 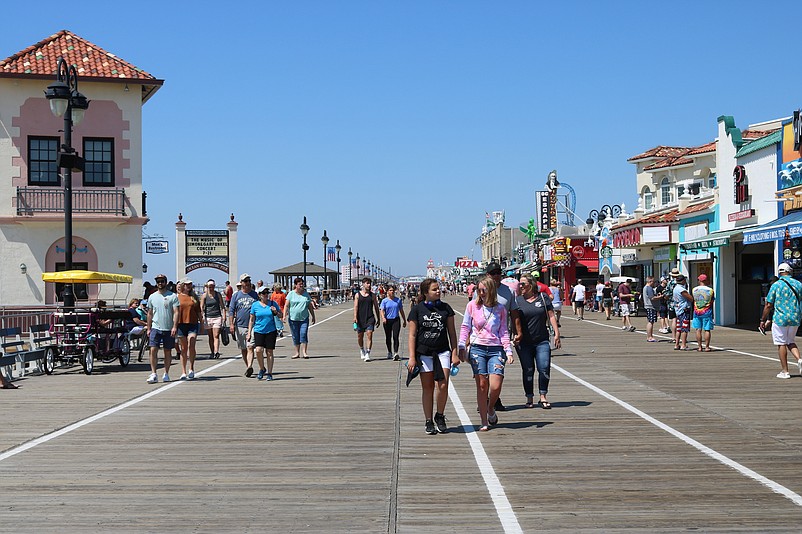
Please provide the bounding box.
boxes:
[576,258,599,272]
[743,211,802,245]
[680,228,743,251]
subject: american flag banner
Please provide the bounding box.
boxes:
[327,247,336,262]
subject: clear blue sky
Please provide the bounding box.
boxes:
[5,1,802,282]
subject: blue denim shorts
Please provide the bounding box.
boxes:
[149,328,175,350]
[469,344,507,376]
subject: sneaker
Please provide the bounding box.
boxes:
[279,331,284,338]
[797,359,802,377]
[494,399,506,411]
[425,420,437,435]
[179,373,188,380]
[777,371,791,379]
[162,373,170,382]
[387,352,393,360]
[621,326,628,330]
[360,349,366,361]
[434,413,448,433]
[188,370,195,380]
[364,353,372,362]
[393,353,401,361]
[146,372,158,384]
[245,367,253,378]
[630,326,636,332]
[488,411,499,426]
[266,374,274,381]
[257,369,266,380]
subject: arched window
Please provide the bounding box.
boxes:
[660,177,671,205]
[641,186,653,210]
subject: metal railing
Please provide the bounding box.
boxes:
[16,187,127,215]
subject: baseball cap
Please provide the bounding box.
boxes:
[239,273,251,282]
[257,285,271,294]
[181,277,193,286]
[485,262,502,274]
[778,263,793,274]
[532,271,540,278]
[154,274,167,282]
[697,274,707,282]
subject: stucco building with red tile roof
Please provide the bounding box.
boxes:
[0,30,163,305]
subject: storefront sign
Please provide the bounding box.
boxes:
[744,224,802,244]
[683,236,730,250]
[455,258,479,268]
[642,225,670,243]
[600,246,613,258]
[553,237,569,254]
[612,228,640,248]
[733,165,749,204]
[794,109,802,152]
[622,253,637,262]
[728,209,755,222]
[536,191,552,234]
[653,245,674,262]
[146,240,169,254]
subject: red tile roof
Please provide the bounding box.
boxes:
[742,128,779,139]
[627,146,690,162]
[686,141,716,155]
[677,200,714,216]
[643,155,693,171]
[613,209,679,230]
[0,30,162,85]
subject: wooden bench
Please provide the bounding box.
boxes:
[0,327,46,378]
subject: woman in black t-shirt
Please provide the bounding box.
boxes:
[407,278,459,435]
[513,274,561,409]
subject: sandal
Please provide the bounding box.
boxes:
[538,400,552,409]
[673,346,681,350]
[525,401,535,408]
[478,425,489,432]
[1,382,18,389]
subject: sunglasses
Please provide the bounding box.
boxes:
[155,279,167,284]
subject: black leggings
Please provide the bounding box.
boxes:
[384,317,401,353]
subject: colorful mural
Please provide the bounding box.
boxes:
[779,121,802,190]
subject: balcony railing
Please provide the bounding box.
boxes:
[16,187,127,216]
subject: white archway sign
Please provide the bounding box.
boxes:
[175,213,239,281]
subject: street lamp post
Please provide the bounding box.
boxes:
[335,240,342,290]
[300,216,310,283]
[347,248,353,286]
[45,56,89,309]
[356,254,361,281]
[321,230,329,291]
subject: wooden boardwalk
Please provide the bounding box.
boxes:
[3,298,802,532]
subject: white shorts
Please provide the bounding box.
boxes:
[772,323,798,346]
[419,350,451,373]
[204,316,223,329]
[620,303,630,316]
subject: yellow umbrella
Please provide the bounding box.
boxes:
[42,270,133,284]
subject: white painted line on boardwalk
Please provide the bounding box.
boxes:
[566,315,781,363]
[451,309,522,533]
[552,362,802,507]
[0,307,351,464]
[448,382,523,534]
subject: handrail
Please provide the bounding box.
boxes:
[16,187,127,215]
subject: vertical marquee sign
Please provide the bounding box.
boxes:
[185,230,230,273]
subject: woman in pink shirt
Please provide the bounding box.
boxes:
[458,277,514,431]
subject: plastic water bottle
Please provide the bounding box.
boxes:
[450,365,460,377]
[353,322,358,331]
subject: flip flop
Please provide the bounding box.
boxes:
[647,339,657,342]
[539,400,552,409]
[1,383,18,389]
[703,348,713,352]
[478,425,489,432]
[673,346,681,350]
[525,401,535,408]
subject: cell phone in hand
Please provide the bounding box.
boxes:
[759,325,766,335]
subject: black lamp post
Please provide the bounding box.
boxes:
[45,56,89,309]
[321,230,329,291]
[335,240,342,290]
[356,253,360,281]
[347,248,353,286]
[366,260,371,279]
[300,216,310,283]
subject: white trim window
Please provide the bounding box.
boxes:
[642,186,653,210]
[660,177,672,206]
